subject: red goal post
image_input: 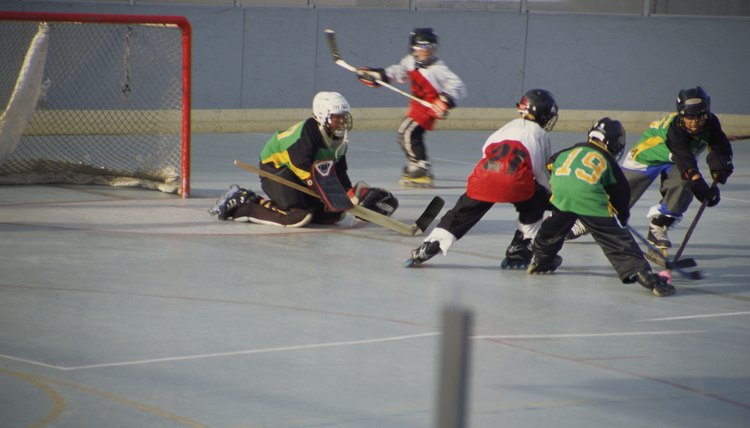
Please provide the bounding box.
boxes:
[0,11,192,196]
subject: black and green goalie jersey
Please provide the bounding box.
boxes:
[548,142,630,220]
[259,118,351,188]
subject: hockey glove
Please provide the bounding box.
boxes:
[356,67,388,88]
[348,181,399,217]
[616,211,630,227]
[429,93,455,120]
[706,151,733,184]
[690,178,720,207]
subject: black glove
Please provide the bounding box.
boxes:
[617,211,630,226]
[691,178,721,207]
[706,151,733,185]
[356,67,388,88]
[348,181,399,217]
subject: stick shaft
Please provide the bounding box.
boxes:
[233,160,416,235]
[727,134,750,141]
[324,29,433,108]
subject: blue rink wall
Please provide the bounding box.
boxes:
[4,2,750,129]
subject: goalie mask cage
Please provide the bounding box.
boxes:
[0,11,192,196]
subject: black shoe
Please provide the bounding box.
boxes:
[209,185,256,220]
[527,255,563,274]
[405,241,441,267]
[647,224,671,248]
[565,220,589,241]
[635,271,676,297]
[501,230,533,269]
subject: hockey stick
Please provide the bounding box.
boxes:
[234,160,444,236]
[627,225,702,280]
[673,180,716,262]
[324,29,434,108]
[643,251,696,269]
[728,134,750,141]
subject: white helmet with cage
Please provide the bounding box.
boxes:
[313,91,353,139]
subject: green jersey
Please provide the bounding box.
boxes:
[623,113,709,170]
[549,142,629,218]
[259,118,349,186]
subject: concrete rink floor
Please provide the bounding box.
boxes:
[1,129,749,427]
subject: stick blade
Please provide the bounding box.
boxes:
[324,28,342,61]
[411,196,445,236]
[671,257,697,268]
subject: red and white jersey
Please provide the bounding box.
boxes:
[386,55,466,130]
[466,118,552,203]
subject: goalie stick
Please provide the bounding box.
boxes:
[627,225,702,280]
[324,29,434,108]
[233,160,444,236]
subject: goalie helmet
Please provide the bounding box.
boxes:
[516,89,558,131]
[312,91,353,154]
[588,117,626,161]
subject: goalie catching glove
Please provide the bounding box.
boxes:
[356,67,389,88]
[347,181,399,218]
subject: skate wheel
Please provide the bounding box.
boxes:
[404,259,415,268]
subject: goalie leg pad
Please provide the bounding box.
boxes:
[311,160,354,212]
[233,197,313,228]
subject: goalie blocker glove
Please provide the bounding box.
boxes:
[348,181,399,217]
[356,67,389,88]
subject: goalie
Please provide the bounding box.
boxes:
[209,91,398,227]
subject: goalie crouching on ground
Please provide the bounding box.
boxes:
[209,91,398,227]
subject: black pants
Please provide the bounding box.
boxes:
[397,118,427,164]
[532,209,650,283]
[436,183,549,240]
[258,163,340,223]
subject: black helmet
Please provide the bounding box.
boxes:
[516,89,558,131]
[588,117,626,161]
[676,86,710,118]
[409,28,438,49]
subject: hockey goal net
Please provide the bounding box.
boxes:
[0,11,191,196]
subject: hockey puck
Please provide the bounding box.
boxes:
[658,270,673,284]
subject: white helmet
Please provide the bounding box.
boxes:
[312,91,353,139]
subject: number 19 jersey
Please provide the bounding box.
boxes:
[549,143,619,217]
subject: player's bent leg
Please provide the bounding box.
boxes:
[233,197,313,228]
[312,210,346,225]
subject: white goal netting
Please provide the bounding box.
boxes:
[0,12,191,196]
